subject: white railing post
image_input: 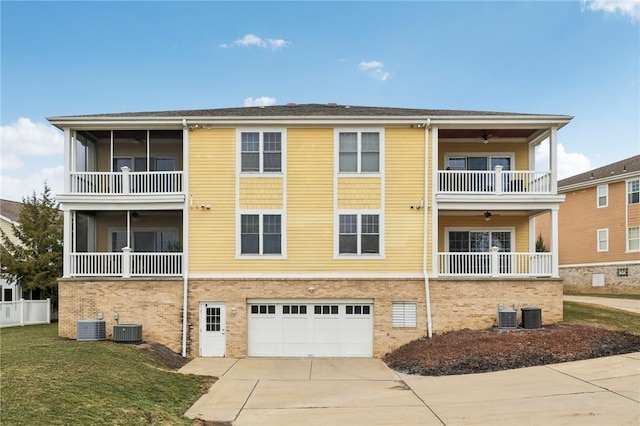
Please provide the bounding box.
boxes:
[121,166,131,194]
[494,165,503,194]
[490,247,500,277]
[122,247,131,278]
[46,298,51,324]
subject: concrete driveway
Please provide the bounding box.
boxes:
[563,295,640,314]
[180,353,640,425]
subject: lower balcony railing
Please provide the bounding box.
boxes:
[438,250,552,277]
[70,252,183,277]
[438,169,551,194]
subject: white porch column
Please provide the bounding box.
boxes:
[550,207,560,277]
[122,247,131,278]
[63,210,71,277]
[549,127,558,193]
[63,129,72,193]
[121,166,131,194]
[490,246,500,278]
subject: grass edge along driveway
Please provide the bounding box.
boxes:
[1,324,211,426]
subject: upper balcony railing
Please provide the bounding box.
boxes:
[438,167,551,195]
[438,249,552,277]
[70,167,183,195]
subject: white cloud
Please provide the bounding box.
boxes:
[583,0,640,21]
[1,118,63,157]
[0,166,64,202]
[358,61,384,71]
[535,140,592,179]
[0,118,64,201]
[358,60,391,81]
[220,34,290,50]
[243,97,277,107]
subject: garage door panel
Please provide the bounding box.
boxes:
[248,302,372,357]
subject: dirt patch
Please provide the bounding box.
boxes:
[137,342,192,370]
[384,324,640,376]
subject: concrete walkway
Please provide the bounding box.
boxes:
[563,295,640,314]
[179,354,640,425]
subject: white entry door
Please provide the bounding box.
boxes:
[200,302,226,357]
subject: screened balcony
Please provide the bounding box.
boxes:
[66,210,183,278]
[69,129,184,195]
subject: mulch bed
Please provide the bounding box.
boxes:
[384,324,640,376]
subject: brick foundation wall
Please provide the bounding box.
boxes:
[187,279,428,358]
[58,278,183,353]
[561,264,640,294]
[58,277,563,359]
[429,278,563,333]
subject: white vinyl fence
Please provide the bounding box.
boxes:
[0,299,51,328]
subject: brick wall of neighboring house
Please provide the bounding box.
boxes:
[58,278,184,353]
[561,264,640,294]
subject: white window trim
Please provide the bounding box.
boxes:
[627,226,640,253]
[597,228,609,252]
[628,178,640,205]
[444,227,516,251]
[236,209,286,259]
[108,227,179,252]
[334,209,384,259]
[444,152,516,170]
[334,128,384,176]
[236,128,286,176]
[597,184,608,208]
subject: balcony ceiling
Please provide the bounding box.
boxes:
[439,129,537,139]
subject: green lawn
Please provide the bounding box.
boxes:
[0,324,211,425]
[564,302,640,336]
[565,293,640,300]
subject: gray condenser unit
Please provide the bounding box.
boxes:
[77,320,106,341]
[113,324,142,344]
[497,309,517,329]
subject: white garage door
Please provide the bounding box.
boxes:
[248,300,373,357]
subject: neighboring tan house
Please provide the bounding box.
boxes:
[0,199,24,302]
[49,104,571,357]
[536,155,640,294]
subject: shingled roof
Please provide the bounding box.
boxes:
[558,155,640,189]
[0,199,23,223]
[48,103,569,120]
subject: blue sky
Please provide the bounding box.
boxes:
[1,0,639,201]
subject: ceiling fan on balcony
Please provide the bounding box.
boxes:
[480,130,492,144]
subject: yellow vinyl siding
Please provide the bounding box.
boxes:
[438,215,529,252]
[189,128,236,271]
[439,142,529,170]
[337,178,381,209]
[188,126,429,274]
[239,178,283,209]
[383,127,425,272]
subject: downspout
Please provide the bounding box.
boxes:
[181,118,189,357]
[424,121,433,339]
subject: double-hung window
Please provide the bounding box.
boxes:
[338,213,380,255]
[628,179,639,205]
[597,185,608,208]
[240,213,282,255]
[597,229,608,252]
[628,227,640,252]
[240,131,282,173]
[337,130,381,173]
